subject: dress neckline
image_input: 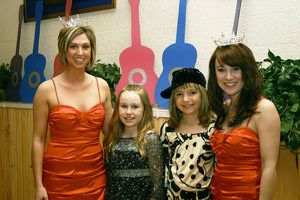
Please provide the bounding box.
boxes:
[215,126,257,136]
[49,102,103,113]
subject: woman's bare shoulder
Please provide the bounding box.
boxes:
[95,76,109,87]
[36,79,54,93]
[253,98,280,127]
[257,98,277,113]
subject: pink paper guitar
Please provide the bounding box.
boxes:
[52,0,72,77]
[115,0,158,105]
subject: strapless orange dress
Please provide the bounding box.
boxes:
[210,121,261,200]
[43,78,106,200]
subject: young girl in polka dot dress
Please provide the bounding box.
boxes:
[159,68,215,199]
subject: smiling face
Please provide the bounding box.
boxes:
[118,90,144,132]
[173,84,201,117]
[215,60,244,102]
[65,33,91,70]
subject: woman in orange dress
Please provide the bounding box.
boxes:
[32,26,112,200]
[207,43,280,200]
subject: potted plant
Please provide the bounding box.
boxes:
[0,63,11,101]
[258,50,300,152]
[86,60,121,107]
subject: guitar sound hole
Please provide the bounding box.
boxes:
[28,71,41,89]
[12,72,19,87]
[129,68,147,85]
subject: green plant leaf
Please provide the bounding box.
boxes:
[291,103,299,113]
[86,60,121,107]
[259,51,300,152]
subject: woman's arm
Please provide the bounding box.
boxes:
[256,99,280,200]
[100,78,112,136]
[32,82,50,200]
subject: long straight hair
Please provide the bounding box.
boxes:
[103,84,154,162]
[207,43,263,128]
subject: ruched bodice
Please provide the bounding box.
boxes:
[210,125,261,200]
[48,103,104,138]
[42,78,106,200]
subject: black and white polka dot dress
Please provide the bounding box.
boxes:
[160,122,214,200]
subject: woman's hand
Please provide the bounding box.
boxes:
[36,186,49,200]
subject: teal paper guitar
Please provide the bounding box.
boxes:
[155,0,197,108]
[20,0,46,103]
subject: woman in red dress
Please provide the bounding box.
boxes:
[207,43,280,200]
[32,26,112,200]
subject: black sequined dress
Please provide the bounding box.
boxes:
[105,131,165,200]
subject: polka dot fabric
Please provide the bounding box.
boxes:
[160,122,215,199]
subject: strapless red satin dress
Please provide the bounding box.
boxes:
[210,125,261,200]
[43,103,106,200]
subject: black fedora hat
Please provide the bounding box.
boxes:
[160,68,206,99]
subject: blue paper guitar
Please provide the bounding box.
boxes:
[155,0,197,108]
[20,0,46,103]
[7,5,24,101]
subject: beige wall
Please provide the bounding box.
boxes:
[0,0,300,80]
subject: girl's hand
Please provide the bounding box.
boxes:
[36,186,49,200]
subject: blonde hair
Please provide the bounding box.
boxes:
[168,83,215,128]
[57,26,96,70]
[103,84,154,162]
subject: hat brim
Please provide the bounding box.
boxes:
[160,86,175,99]
[159,68,207,99]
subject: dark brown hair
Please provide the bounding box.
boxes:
[207,43,263,128]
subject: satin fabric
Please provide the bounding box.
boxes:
[43,103,106,200]
[210,125,261,200]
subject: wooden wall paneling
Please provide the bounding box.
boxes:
[7,108,35,200]
[273,148,300,199]
[0,107,11,200]
[152,117,168,133]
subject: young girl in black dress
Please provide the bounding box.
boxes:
[104,84,165,200]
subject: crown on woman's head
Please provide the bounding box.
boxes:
[212,31,245,46]
[59,14,91,27]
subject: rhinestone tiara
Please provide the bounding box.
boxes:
[59,14,90,27]
[212,31,245,46]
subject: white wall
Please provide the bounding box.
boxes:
[0,0,299,80]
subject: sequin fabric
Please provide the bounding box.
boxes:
[105,131,166,200]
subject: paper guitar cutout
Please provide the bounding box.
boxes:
[155,0,197,108]
[20,0,46,103]
[115,0,158,105]
[233,0,242,35]
[52,0,73,77]
[7,5,24,101]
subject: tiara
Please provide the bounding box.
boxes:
[212,31,245,46]
[59,14,90,27]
